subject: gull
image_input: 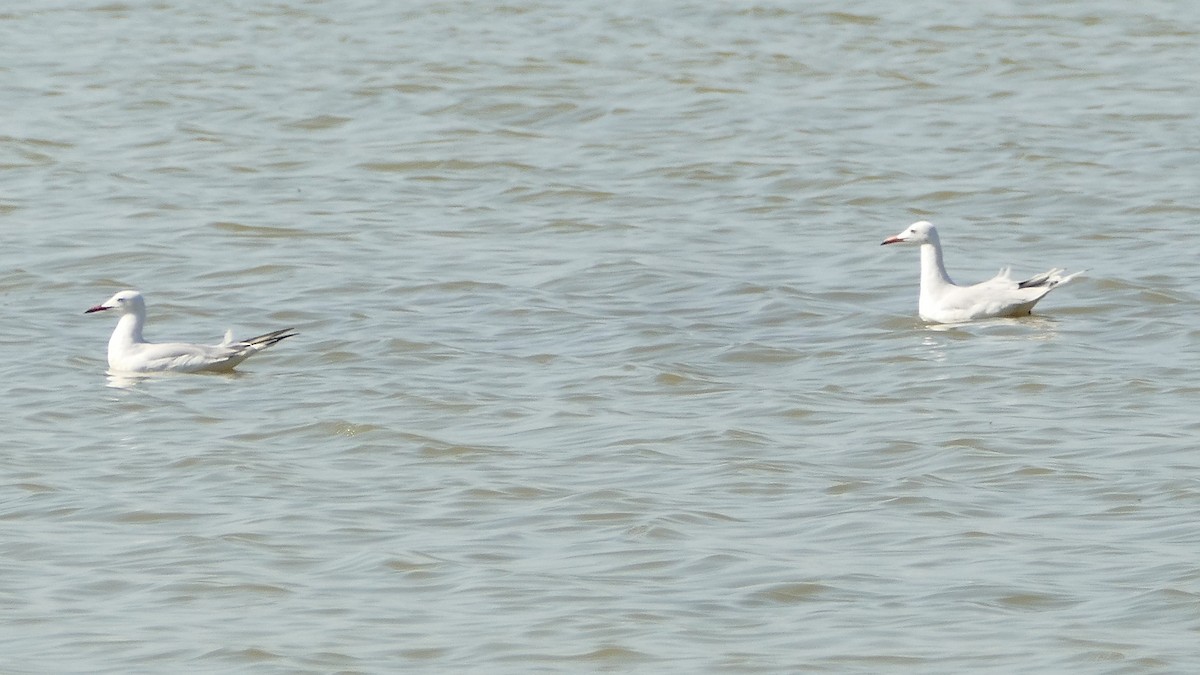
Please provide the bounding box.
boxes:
[85,289,296,373]
[881,221,1082,323]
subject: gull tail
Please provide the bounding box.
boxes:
[1017,268,1084,290]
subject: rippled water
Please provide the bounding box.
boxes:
[4,1,1200,672]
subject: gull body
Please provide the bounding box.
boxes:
[881,221,1081,323]
[85,290,295,373]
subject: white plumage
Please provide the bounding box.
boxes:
[881,221,1082,323]
[85,290,295,372]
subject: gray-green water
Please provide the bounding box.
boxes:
[3,1,1200,672]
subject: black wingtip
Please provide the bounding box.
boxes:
[242,328,299,348]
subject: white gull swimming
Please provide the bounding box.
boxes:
[85,290,296,373]
[881,221,1082,323]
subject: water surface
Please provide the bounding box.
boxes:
[3,1,1199,673]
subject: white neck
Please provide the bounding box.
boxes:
[108,311,146,358]
[916,238,955,321]
[919,239,954,289]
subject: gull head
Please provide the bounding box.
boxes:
[85,289,145,316]
[881,221,938,246]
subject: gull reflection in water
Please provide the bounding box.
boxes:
[105,369,243,390]
[925,315,1060,340]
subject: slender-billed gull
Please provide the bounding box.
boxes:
[881,221,1082,323]
[85,289,296,373]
